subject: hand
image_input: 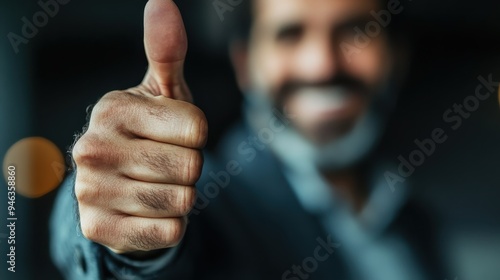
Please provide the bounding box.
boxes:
[72,0,207,254]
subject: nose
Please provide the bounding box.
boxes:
[292,35,339,83]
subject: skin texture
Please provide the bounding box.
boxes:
[73,0,207,255]
[233,0,394,144]
[75,0,397,255]
[230,0,398,211]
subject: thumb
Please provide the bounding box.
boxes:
[142,0,191,101]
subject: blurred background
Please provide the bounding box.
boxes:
[1,0,500,279]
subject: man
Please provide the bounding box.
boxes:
[51,0,445,279]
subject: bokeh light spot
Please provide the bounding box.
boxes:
[3,137,65,198]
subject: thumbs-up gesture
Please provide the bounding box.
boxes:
[73,0,207,254]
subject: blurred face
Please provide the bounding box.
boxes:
[240,0,395,144]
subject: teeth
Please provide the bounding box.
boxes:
[294,87,349,113]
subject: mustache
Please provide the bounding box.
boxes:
[275,73,370,105]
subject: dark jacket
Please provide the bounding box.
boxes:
[50,122,445,279]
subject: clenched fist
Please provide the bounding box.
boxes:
[72,0,207,254]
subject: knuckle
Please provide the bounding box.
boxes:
[75,175,115,205]
[74,181,91,204]
[80,214,108,243]
[90,95,114,123]
[72,134,95,166]
[183,150,203,185]
[72,133,115,167]
[80,222,98,242]
[91,91,132,126]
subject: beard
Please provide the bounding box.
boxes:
[243,73,397,172]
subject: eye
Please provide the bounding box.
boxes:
[275,24,304,44]
[335,19,371,42]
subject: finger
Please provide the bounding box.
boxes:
[90,91,207,148]
[114,182,196,218]
[94,177,196,218]
[143,0,191,101]
[118,216,187,252]
[76,170,196,218]
[79,208,186,252]
[119,139,203,185]
[75,133,203,185]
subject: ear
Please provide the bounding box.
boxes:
[229,40,250,91]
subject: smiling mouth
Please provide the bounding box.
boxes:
[285,86,367,122]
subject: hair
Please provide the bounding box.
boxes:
[225,0,407,44]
